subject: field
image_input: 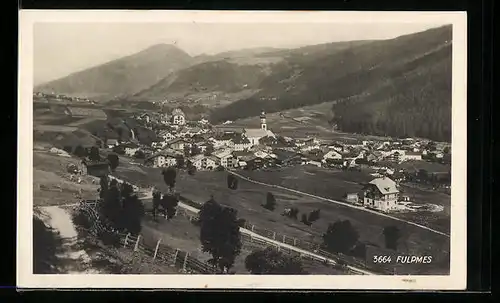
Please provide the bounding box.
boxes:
[113,160,450,275]
[33,148,99,206]
[237,165,450,233]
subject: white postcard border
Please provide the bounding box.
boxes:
[17,10,468,290]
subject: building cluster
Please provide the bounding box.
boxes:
[118,109,451,181]
[33,92,96,104]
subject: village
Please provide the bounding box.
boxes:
[74,105,452,215]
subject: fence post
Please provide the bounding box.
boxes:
[134,235,141,252]
[183,252,189,272]
[251,225,254,232]
[153,239,161,261]
[123,233,130,248]
[282,235,286,243]
[293,238,297,246]
[172,249,179,266]
[273,232,276,240]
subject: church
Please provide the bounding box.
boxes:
[243,111,276,146]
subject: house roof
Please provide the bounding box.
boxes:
[172,108,185,117]
[167,137,189,145]
[146,148,180,161]
[189,154,206,162]
[273,149,299,161]
[233,150,253,158]
[213,149,233,159]
[233,135,251,144]
[368,177,399,194]
[244,128,275,138]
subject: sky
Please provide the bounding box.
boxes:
[33,22,445,85]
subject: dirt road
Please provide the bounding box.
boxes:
[37,206,100,274]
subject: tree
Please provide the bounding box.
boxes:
[74,145,87,157]
[161,193,180,220]
[443,146,450,154]
[152,190,163,220]
[63,145,73,153]
[187,162,197,176]
[245,247,307,274]
[183,145,191,157]
[176,155,185,169]
[162,167,177,192]
[98,176,109,199]
[289,207,299,220]
[113,145,125,155]
[227,174,238,190]
[349,242,367,259]
[301,214,311,226]
[33,216,63,274]
[383,226,401,251]
[120,182,145,235]
[89,146,101,161]
[191,144,201,156]
[262,192,276,211]
[199,197,242,273]
[323,220,359,254]
[107,153,119,172]
[100,179,122,230]
[307,209,321,224]
[133,150,145,159]
[204,143,214,156]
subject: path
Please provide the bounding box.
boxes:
[138,193,375,275]
[227,170,450,238]
[37,205,100,274]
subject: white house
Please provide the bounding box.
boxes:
[189,154,217,171]
[144,150,179,168]
[213,148,235,168]
[363,177,399,213]
[123,143,140,157]
[159,130,176,142]
[233,136,252,151]
[171,108,186,126]
[323,150,343,161]
[402,152,422,161]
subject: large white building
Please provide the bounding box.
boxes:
[171,108,186,125]
[243,111,275,145]
[363,177,400,213]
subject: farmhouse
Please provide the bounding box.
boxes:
[362,177,399,213]
[273,149,302,166]
[213,148,236,168]
[171,108,186,125]
[122,142,141,157]
[81,160,110,177]
[106,139,119,148]
[144,150,179,168]
[188,154,217,171]
[323,150,342,161]
[402,151,423,161]
[166,137,189,151]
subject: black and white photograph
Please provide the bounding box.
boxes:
[17,10,467,290]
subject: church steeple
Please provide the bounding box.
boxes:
[260,110,267,131]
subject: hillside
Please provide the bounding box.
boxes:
[131,40,372,106]
[132,60,270,102]
[209,25,453,142]
[35,44,193,101]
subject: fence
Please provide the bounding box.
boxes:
[175,196,386,275]
[75,200,218,274]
